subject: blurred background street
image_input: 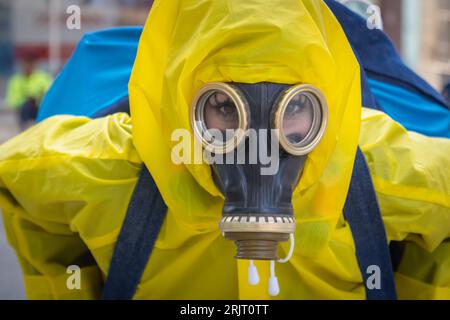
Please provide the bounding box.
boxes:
[0,0,449,299]
[0,218,24,299]
[0,0,152,300]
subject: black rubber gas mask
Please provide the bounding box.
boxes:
[191,82,327,293]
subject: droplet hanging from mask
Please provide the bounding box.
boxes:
[247,233,295,296]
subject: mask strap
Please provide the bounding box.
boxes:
[278,233,295,263]
[268,233,295,296]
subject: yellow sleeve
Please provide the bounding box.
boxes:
[359,108,450,299]
[0,113,141,299]
[359,108,450,250]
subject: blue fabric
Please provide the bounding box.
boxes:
[37,27,141,121]
[344,148,397,300]
[102,165,167,300]
[358,52,382,111]
[369,79,450,138]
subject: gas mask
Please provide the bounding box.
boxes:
[191,82,328,295]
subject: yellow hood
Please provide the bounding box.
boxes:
[129,0,361,234]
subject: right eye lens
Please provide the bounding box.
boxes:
[203,91,239,134]
[274,85,328,156]
[282,92,315,145]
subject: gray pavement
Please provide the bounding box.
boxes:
[0,108,26,299]
[0,212,26,299]
[0,107,20,144]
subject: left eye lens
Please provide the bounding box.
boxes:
[204,91,239,134]
[191,83,249,154]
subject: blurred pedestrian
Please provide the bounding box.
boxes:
[5,53,52,130]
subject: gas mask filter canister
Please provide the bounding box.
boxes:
[191,82,328,296]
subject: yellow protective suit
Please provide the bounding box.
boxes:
[0,0,449,300]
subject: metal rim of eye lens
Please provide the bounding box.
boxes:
[191,82,249,154]
[273,84,328,156]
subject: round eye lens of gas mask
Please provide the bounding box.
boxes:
[204,92,239,131]
[191,83,249,154]
[273,85,328,155]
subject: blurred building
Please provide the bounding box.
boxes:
[416,0,450,89]
[340,0,449,90]
[0,0,152,143]
[6,0,151,73]
[0,0,151,101]
[380,0,449,90]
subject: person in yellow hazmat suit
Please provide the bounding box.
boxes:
[0,0,449,300]
[5,54,53,130]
